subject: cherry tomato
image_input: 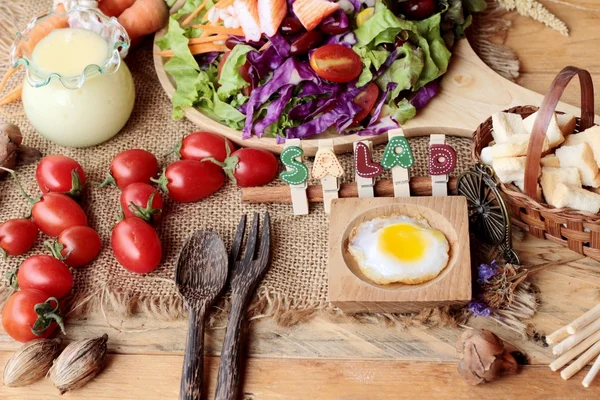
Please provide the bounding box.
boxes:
[2,289,63,343]
[105,149,159,189]
[32,193,88,237]
[398,0,436,20]
[36,155,86,196]
[0,219,38,256]
[17,255,73,299]
[290,30,324,56]
[120,182,164,223]
[225,148,278,187]
[52,226,102,268]
[280,16,305,36]
[353,83,380,124]
[309,44,362,83]
[154,160,225,203]
[111,217,162,274]
[178,131,236,164]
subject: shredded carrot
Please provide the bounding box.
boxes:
[0,67,20,95]
[156,43,228,57]
[215,0,234,9]
[258,41,271,52]
[192,25,244,35]
[188,34,229,45]
[181,0,209,26]
[0,84,23,107]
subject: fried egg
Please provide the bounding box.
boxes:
[347,215,450,285]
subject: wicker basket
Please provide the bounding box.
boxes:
[472,66,600,260]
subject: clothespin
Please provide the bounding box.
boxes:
[279,139,309,215]
[381,128,414,197]
[313,139,343,214]
[353,140,383,198]
[429,134,457,197]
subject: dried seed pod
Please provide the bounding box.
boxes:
[456,329,519,386]
[49,334,108,394]
[3,338,61,387]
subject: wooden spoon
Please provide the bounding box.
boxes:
[176,230,228,400]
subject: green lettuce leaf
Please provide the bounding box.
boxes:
[376,43,424,98]
[412,12,452,88]
[354,4,415,48]
[382,99,417,125]
[171,0,215,23]
[217,44,254,101]
[353,47,390,87]
[209,93,247,130]
[159,19,217,120]
[463,0,487,13]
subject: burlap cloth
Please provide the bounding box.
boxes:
[0,0,476,324]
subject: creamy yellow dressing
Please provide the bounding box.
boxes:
[23,28,135,148]
[33,28,109,76]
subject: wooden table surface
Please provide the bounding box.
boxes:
[2,2,600,398]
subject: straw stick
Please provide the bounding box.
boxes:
[554,318,600,356]
[568,303,600,334]
[546,325,571,345]
[582,354,600,388]
[550,329,600,371]
[561,340,600,380]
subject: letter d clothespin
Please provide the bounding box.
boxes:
[313,139,343,214]
[279,138,309,215]
[429,134,457,197]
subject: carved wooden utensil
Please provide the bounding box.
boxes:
[215,212,271,400]
[176,230,228,400]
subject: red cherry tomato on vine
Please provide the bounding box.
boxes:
[2,289,64,343]
[111,217,162,274]
[178,131,236,164]
[221,148,278,187]
[16,255,73,299]
[0,219,38,256]
[120,182,164,223]
[49,226,102,268]
[103,149,159,189]
[32,193,88,237]
[36,155,86,196]
[154,160,224,203]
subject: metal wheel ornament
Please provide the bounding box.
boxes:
[457,163,520,265]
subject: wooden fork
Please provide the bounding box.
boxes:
[215,212,271,400]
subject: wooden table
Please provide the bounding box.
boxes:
[2,2,600,398]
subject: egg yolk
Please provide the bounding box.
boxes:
[378,223,427,262]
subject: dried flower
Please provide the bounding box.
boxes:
[496,0,569,36]
[468,299,493,317]
[49,334,108,394]
[3,338,61,387]
[478,260,499,283]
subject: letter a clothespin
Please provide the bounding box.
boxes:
[353,140,383,197]
[279,138,309,215]
[313,139,343,214]
[429,134,457,197]
[382,128,414,197]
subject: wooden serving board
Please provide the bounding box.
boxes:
[153,35,587,156]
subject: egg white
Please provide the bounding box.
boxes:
[348,215,450,285]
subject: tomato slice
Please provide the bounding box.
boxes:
[353,82,380,125]
[309,44,362,83]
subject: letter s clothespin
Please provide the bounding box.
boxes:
[381,128,414,197]
[353,140,383,198]
[313,139,343,214]
[429,134,457,197]
[279,139,309,215]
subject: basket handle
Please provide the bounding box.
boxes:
[523,66,595,201]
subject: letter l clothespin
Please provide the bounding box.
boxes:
[353,140,383,198]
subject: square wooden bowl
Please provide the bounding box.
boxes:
[328,197,472,313]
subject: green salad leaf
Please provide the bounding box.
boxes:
[376,43,424,99]
[354,47,390,87]
[217,45,254,101]
[412,13,452,88]
[171,0,215,22]
[382,99,417,125]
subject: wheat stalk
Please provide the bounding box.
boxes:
[496,0,569,36]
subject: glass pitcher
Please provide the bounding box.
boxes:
[10,6,135,147]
